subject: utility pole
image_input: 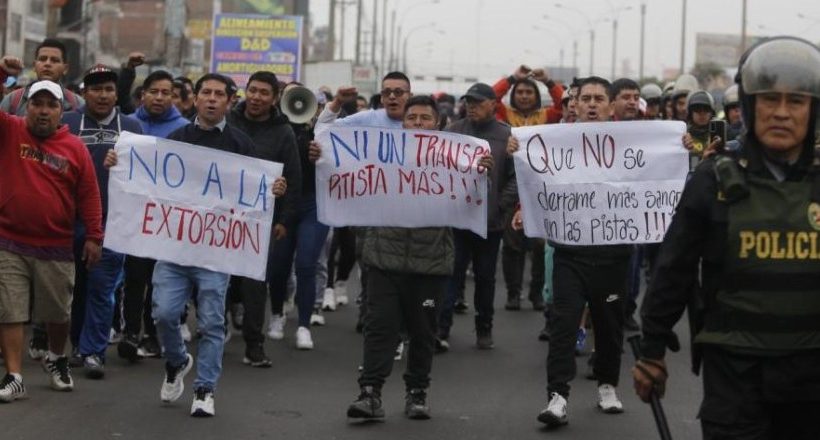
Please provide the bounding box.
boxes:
[680,0,687,74]
[639,2,646,79]
[389,10,396,70]
[740,0,748,56]
[611,18,617,78]
[328,0,336,60]
[573,40,578,73]
[380,1,388,75]
[589,29,595,76]
[355,0,362,63]
[340,0,347,59]
[371,0,378,66]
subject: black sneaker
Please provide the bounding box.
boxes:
[42,356,74,391]
[138,335,161,358]
[118,334,140,362]
[243,343,272,368]
[0,373,26,403]
[504,296,521,311]
[531,297,546,311]
[453,299,469,314]
[404,389,431,420]
[347,386,384,419]
[476,329,494,350]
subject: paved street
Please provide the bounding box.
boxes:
[5,270,702,440]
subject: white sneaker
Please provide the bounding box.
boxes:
[267,314,286,340]
[597,384,624,413]
[295,326,314,350]
[191,388,215,417]
[334,280,349,306]
[180,324,192,342]
[537,392,568,426]
[321,287,336,311]
[310,309,325,326]
[160,353,193,403]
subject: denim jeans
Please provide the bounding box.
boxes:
[268,196,330,327]
[439,230,503,333]
[71,228,125,358]
[152,261,230,391]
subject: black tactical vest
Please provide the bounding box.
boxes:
[697,174,820,351]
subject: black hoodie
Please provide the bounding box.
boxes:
[228,102,302,227]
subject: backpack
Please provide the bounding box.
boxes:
[8,86,80,114]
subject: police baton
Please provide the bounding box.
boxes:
[628,335,673,440]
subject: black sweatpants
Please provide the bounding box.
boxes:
[547,252,628,398]
[122,255,156,337]
[700,346,820,440]
[240,277,267,345]
[327,227,357,287]
[501,238,545,302]
[358,268,446,391]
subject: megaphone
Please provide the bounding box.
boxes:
[281,86,318,124]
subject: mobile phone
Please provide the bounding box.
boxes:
[709,119,727,152]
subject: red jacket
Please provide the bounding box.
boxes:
[0,110,103,249]
[493,76,564,127]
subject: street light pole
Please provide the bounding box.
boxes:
[740,0,747,56]
[680,0,687,74]
[639,3,646,79]
[355,0,362,64]
[611,18,617,78]
[389,10,396,70]
[589,29,595,76]
[402,24,438,72]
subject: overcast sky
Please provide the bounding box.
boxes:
[309,0,820,83]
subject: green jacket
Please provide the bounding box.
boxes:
[361,227,454,276]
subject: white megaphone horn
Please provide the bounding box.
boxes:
[281,86,318,124]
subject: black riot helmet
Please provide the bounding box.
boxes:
[736,37,820,149]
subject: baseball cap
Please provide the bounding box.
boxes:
[463,83,495,101]
[83,64,118,86]
[27,80,63,100]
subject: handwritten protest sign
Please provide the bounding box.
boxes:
[315,126,490,237]
[105,132,283,280]
[512,120,688,245]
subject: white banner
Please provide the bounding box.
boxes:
[512,120,688,245]
[315,126,489,237]
[105,131,283,280]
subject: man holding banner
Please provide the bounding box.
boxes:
[508,76,689,427]
[104,73,287,417]
[311,94,494,420]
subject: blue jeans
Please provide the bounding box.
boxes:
[71,228,125,359]
[268,196,330,327]
[152,262,230,391]
[439,229,502,333]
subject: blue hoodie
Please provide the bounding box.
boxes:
[133,105,190,138]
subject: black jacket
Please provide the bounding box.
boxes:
[445,117,515,232]
[228,102,302,227]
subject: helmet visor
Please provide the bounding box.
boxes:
[741,39,820,98]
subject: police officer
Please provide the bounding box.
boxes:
[682,90,717,170]
[723,84,744,142]
[633,37,820,439]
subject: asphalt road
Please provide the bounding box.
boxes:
[4,268,702,440]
